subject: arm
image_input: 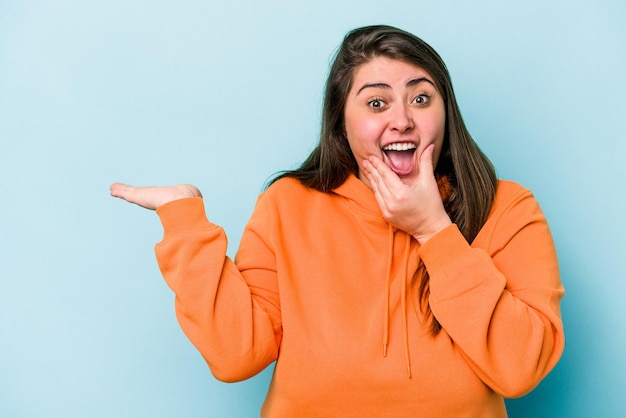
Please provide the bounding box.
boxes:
[154,196,281,382]
[420,187,564,397]
[110,183,281,382]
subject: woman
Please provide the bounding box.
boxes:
[111,25,564,417]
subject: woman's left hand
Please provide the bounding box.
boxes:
[362,144,452,244]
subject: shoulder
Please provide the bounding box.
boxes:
[247,177,337,233]
[495,179,531,199]
[265,176,310,193]
[263,176,319,202]
[255,177,323,214]
[476,179,548,247]
[492,180,536,214]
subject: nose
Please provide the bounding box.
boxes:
[389,103,414,133]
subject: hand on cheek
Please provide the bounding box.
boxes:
[362,144,452,244]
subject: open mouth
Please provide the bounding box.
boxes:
[382,142,417,176]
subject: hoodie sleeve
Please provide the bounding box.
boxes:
[154,196,281,383]
[418,185,564,398]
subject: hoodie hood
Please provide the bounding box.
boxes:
[332,173,384,216]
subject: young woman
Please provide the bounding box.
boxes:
[111,25,564,417]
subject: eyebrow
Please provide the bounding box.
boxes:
[356,77,434,95]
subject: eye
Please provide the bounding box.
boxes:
[412,94,430,105]
[366,98,386,110]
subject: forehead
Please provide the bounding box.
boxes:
[351,57,434,87]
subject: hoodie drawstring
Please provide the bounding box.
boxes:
[401,237,412,378]
[383,225,413,378]
[383,224,393,358]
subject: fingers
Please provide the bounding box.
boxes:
[360,144,449,241]
[110,182,149,207]
[363,156,397,191]
[110,183,134,200]
[364,155,395,185]
[418,143,435,176]
[362,157,399,218]
[109,182,159,210]
[110,183,202,210]
[362,157,390,201]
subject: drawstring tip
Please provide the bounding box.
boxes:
[383,344,388,357]
[406,365,412,379]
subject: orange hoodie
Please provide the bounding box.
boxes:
[154,174,564,417]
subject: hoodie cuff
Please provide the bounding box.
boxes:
[418,224,472,273]
[156,196,213,238]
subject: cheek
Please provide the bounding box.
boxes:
[415,111,446,163]
[425,109,446,136]
[345,118,385,154]
[424,108,446,141]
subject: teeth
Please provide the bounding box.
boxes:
[383,142,417,151]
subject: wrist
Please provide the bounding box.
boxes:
[413,217,452,245]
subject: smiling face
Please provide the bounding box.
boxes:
[343,56,446,188]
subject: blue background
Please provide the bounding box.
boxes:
[1,1,625,417]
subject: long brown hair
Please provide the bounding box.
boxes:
[270,25,497,334]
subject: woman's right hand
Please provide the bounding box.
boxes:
[110,183,202,210]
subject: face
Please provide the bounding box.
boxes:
[343,56,446,188]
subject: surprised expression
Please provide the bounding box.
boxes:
[343,56,446,188]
